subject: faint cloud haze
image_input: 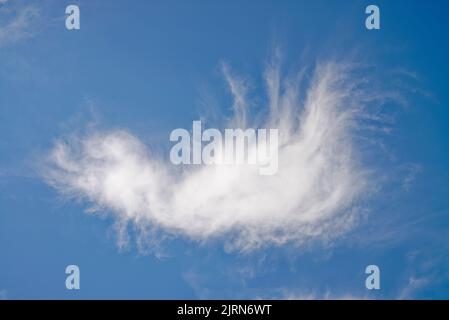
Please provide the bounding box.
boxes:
[0,1,40,46]
[0,289,7,300]
[398,276,429,299]
[42,57,386,252]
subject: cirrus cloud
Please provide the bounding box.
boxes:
[42,58,384,253]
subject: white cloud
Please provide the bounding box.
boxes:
[42,59,380,252]
[0,2,40,46]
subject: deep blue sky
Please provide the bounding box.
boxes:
[1,0,448,299]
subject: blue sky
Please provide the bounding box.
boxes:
[1,0,449,299]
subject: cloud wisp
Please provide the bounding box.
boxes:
[0,1,40,47]
[42,59,380,252]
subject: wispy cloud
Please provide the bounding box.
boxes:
[279,289,367,300]
[0,1,40,47]
[398,276,429,300]
[401,163,422,192]
[42,57,387,253]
